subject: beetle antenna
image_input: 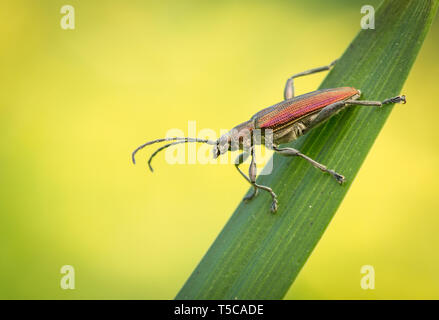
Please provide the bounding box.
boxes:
[147,141,186,172]
[132,137,217,167]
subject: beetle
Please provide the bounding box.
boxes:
[132,60,406,212]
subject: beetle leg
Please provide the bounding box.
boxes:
[248,147,278,212]
[234,152,259,202]
[345,95,406,106]
[273,146,345,184]
[234,150,278,211]
[283,59,337,100]
[308,100,347,128]
[308,95,406,129]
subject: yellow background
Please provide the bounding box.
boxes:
[0,0,438,299]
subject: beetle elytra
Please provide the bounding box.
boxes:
[132,60,406,212]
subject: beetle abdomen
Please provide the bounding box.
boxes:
[253,87,359,130]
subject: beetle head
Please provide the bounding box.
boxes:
[212,132,231,159]
[212,123,254,159]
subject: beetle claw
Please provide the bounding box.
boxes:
[400,95,406,104]
[270,199,278,213]
[336,174,346,184]
[328,170,345,184]
[383,95,406,105]
[337,175,345,184]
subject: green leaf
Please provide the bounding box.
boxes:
[176,0,439,300]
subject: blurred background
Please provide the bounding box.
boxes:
[0,0,438,299]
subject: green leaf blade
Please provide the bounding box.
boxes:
[176,0,439,300]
